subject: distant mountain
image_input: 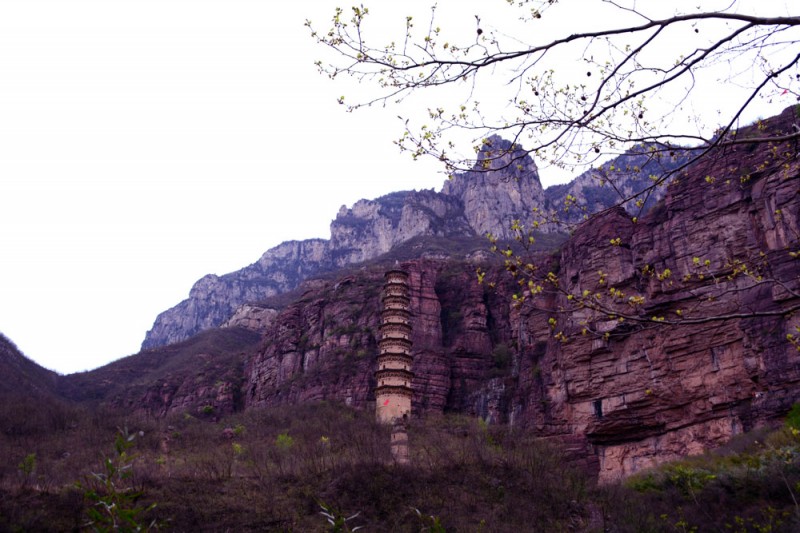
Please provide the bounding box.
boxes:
[143,136,681,350]
[544,145,689,223]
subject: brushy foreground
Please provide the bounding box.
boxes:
[1,399,799,532]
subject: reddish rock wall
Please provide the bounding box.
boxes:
[243,261,520,420]
[511,107,800,481]
[242,107,798,481]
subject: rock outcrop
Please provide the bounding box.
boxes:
[243,260,520,416]
[221,304,279,333]
[129,107,799,481]
[441,135,546,239]
[143,137,673,350]
[242,106,800,481]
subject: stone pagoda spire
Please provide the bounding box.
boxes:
[375,267,413,424]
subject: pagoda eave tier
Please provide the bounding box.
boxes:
[383,291,409,298]
[375,385,414,397]
[381,307,410,317]
[377,352,413,361]
[375,368,415,379]
[378,330,411,342]
[380,322,412,331]
[379,343,412,352]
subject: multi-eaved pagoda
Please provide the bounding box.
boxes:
[375,268,413,424]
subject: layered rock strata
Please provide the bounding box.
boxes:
[513,106,800,481]
[143,138,662,350]
[243,107,800,480]
[243,260,517,418]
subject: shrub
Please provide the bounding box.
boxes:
[78,427,159,532]
[17,453,36,487]
[785,403,800,430]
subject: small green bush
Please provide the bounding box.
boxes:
[785,403,800,430]
[78,427,159,532]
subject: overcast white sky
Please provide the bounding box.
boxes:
[0,0,794,374]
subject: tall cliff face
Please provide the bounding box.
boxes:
[242,107,800,481]
[243,260,520,417]
[511,106,800,481]
[142,140,549,350]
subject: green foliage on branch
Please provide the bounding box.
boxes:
[77,427,159,532]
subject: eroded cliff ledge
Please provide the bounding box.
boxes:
[141,135,678,350]
[243,107,799,481]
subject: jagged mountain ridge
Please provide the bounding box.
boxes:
[143,136,677,350]
[544,144,689,223]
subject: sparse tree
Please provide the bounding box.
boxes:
[308,0,799,178]
[308,0,800,341]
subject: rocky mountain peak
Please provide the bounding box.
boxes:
[141,135,681,350]
[441,136,545,239]
[476,135,538,173]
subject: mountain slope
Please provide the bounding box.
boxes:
[0,333,59,397]
[0,333,72,436]
[59,327,261,416]
[142,137,680,350]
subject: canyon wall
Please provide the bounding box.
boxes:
[128,107,800,480]
[242,107,800,481]
[142,137,664,350]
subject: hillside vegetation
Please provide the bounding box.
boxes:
[1,400,799,531]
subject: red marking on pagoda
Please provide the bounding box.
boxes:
[375,268,413,424]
